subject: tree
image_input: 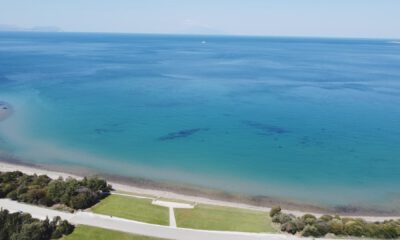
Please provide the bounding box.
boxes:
[70,191,97,209]
[1,171,112,210]
[269,206,281,217]
[0,209,74,240]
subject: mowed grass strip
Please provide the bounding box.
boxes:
[63,225,167,240]
[175,204,276,233]
[91,195,169,226]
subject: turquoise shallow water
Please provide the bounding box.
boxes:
[0,32,400,212]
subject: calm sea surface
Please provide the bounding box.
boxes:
[1,32,400,212]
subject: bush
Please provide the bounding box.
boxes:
[320,214,333,222]
[51,219,74,239]
[344,221,365,237]
[269,206,281,217]
[282,217,307,234]
[329,218,344,235]
[6,190,18,200]
[273,208,400,239]
[302,225,322,237]
[314,220,330,236]
[272,213,294,224]
[293,217,306,232]
[281,220,298,234]
[301,214,317,225]
[364,223,399,239]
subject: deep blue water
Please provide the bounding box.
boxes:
[0,32,400,212]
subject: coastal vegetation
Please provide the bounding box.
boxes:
[63,225,167,240]
[0,171,112,210]
[270,206,400,239]
[91,195,169,225]
[0,209,74,240]
[2,170,399,239]
[175,204,276,233]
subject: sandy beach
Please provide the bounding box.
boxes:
[0,159,399,222]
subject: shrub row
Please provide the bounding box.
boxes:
[0,171,112,210]
[0,209,74,240]
[270,206,400,239]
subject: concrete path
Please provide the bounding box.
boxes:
[1,199,307,240]
[152,199,194,228]
[113,192,195,228]
[169,207,176,228]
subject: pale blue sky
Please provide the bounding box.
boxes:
[1,0,399,38]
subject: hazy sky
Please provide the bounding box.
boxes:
[1,0,400,38]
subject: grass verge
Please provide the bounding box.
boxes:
[63,225,167,240]
[91,195,169,226]
[175,204,277,233]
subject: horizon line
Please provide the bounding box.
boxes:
[0,29,398,41]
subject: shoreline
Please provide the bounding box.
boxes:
[1,159,399,221]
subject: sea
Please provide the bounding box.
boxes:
[0,32,399,213]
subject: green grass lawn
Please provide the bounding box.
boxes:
[175,204,277,233]
[63,225,167,240]
[91,195,169,226]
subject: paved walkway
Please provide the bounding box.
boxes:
[169,207,177,228]
[1,199,306,240]
[152,199,194,228]
[114,192,195,228]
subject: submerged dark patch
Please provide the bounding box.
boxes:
[94,128,124,135]
[0,102,11,110]
[298,136,325,147]
[158,128,209,141]
[333,205,360,214]
[243,121,289,135]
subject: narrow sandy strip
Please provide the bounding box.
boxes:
[113,192,154,200]
[1,161,399,222]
